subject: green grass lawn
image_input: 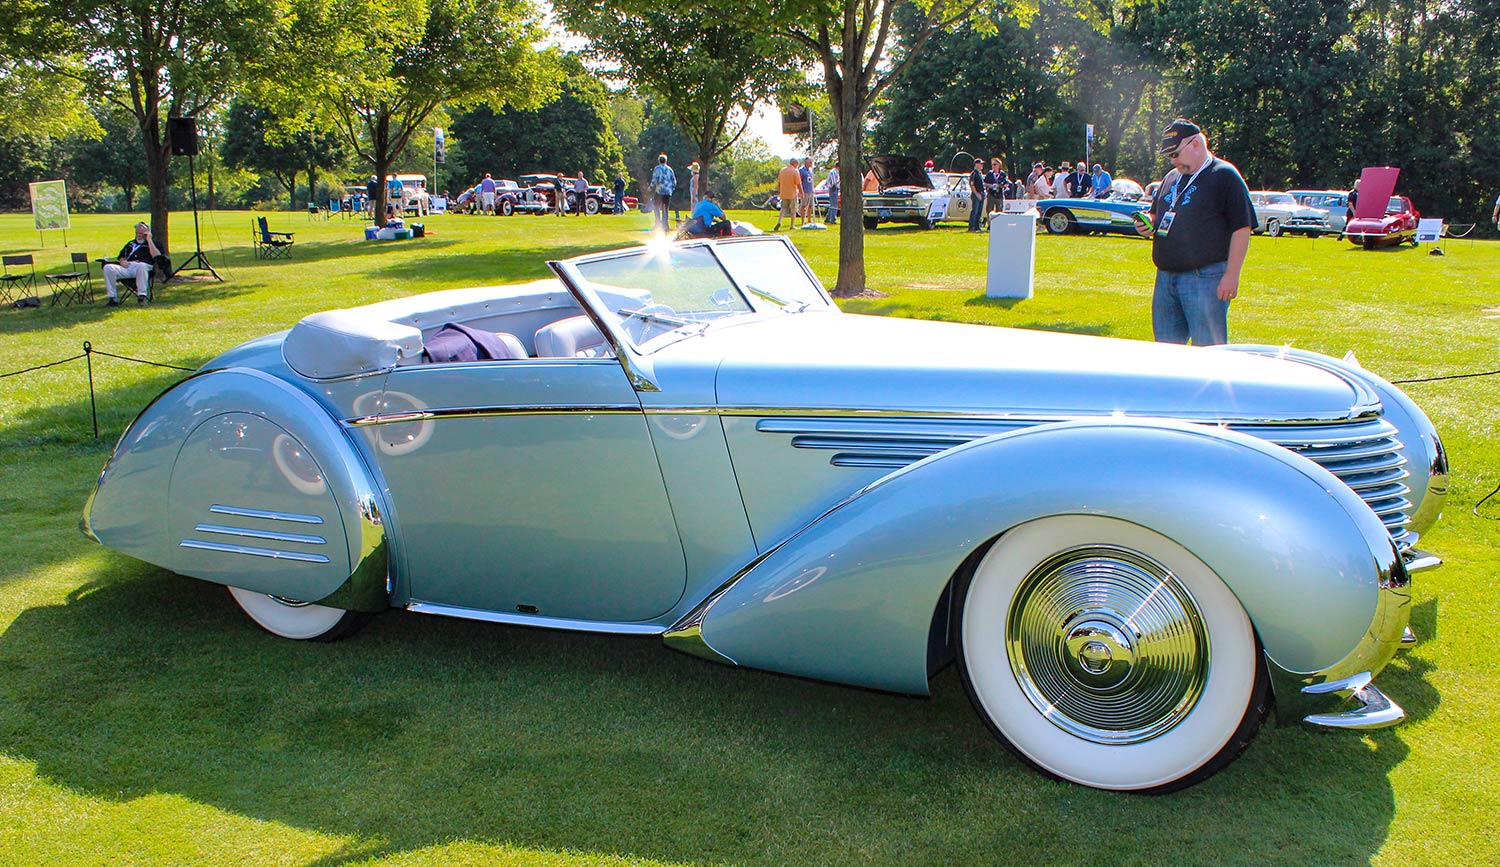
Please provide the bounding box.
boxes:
[1,208,1497,866]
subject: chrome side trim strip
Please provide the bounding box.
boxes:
[406,601,664,635]
[193,523,328,546]
[209,504,324,524]
[179,539,332,563]
[346,404,640,426]
[693,406,1382,425]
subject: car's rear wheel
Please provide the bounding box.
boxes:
[1265,218,1282,237]
[228,586,370,641]
[956,515,1268,792]
[1044,209,1075,234]
[499,199,514,217]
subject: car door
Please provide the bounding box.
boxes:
[361,356,687,623]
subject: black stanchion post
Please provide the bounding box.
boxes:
[84,341,98,439]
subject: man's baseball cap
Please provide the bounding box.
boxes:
[1160,118,1201,155]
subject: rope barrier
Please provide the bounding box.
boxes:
[1392,368,1500,384]
[0,341,195,437]
[0,353,86,379]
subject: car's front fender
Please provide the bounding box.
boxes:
[670,418,1399,695]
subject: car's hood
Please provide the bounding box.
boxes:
[699,314,1370,421]
[866,155,934,191]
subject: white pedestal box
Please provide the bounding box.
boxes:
[986,210,1037,299]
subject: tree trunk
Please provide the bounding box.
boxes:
[371,113,391,225]
[832,106,867,297]
[143,121,172,256]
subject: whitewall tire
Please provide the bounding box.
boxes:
[957,515,1267,792]
[228,586,369,641]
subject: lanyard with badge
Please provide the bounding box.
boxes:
[1157,158,1212,237]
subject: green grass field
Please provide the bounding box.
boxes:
[2,209,1497,866]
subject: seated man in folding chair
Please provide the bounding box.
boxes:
[103,221,161,306]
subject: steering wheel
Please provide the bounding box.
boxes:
[622,303,679,343]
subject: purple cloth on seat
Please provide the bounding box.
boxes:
[423,323,525,363]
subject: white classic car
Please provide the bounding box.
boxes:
[1249,191,1332,237]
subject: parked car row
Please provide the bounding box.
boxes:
[456,175,637,216]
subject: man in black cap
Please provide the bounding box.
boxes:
[1135,119,1255,346]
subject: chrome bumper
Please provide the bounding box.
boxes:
[1300,671,1404,729]
[1267,545,1435,730]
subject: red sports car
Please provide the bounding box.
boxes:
[1345,195,1420,248]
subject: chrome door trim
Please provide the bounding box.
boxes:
[346,404,641,427]
[407,601,665,635]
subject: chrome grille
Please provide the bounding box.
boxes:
[1228,418,1412,547]
[761,414,1414,548]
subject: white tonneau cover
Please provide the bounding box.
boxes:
[282,279,577,379]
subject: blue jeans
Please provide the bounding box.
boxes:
[969,192,984,231]
[1152,261,1230,345]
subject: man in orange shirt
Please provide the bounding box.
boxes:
[773,158,802,231]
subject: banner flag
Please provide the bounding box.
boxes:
[29,180,70,231]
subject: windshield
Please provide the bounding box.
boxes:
[1264,193,1297,206]
[564,238,833,354]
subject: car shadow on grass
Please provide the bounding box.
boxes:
[0,560,1404,867]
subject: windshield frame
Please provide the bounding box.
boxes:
[548,236,836,387]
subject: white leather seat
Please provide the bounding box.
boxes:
[534,316,612,358]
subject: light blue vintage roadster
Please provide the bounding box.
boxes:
[83,236,1446,792]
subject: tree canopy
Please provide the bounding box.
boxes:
[447,58,627,189]
[274,0,563,220]
[0,0,285,251]
[558,1,803,197]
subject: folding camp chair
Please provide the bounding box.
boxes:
[254,217,295,259]
[1,254,38,304]
[45,252,93,305]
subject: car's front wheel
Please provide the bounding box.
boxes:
[956,515,1268,792]
[1044,209,1075,234]
[228,586,370,641]
[499,198,514,217]
[863,216,880,230]
[585,196,601,215]
[1265,217,1282,237]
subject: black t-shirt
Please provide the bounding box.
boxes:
[969,169,985,195]
[1150,158,1254,273]
[118,239,153,265]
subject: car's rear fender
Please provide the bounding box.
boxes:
[672,418,1399,695]
[83,368,390,611]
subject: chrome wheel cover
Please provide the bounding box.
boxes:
[1005,544,1209,744]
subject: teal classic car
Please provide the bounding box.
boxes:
[1039,189,1151,235]
[84,236,1446,792]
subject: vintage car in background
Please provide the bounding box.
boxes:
[1110,178,1146,200]
[494,179,551,216]
[1038,189,1151,235]
[84,236,1446,793]
[517,174,612,215]
[861,154,951,229]
[1288,189,1352,233]
[1345,195,1421,248]
[1249,191,1331,237]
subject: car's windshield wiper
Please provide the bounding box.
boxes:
[743,284,809,313]
[616,306,710,337]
